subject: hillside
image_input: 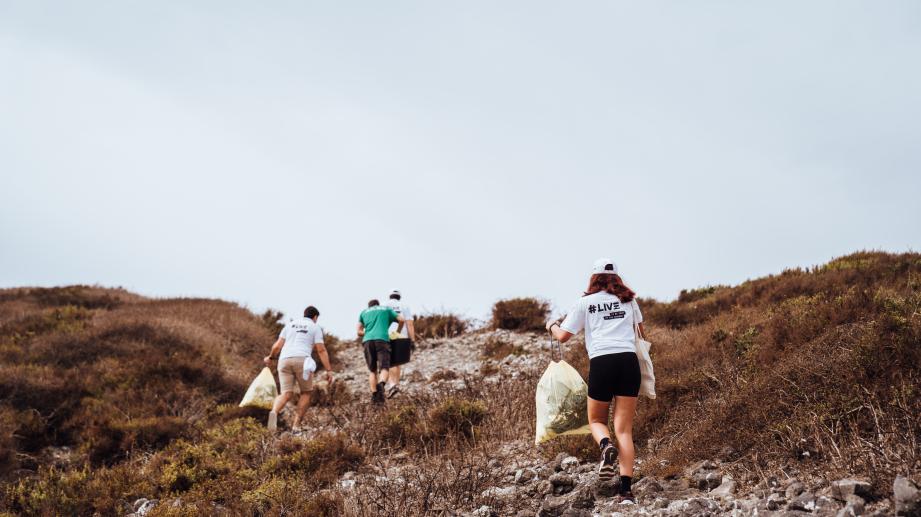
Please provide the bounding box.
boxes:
[1,252,919,516]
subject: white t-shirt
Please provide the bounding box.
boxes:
[385,299,413,338]
[278,317,324,360]
[560,292,642,359]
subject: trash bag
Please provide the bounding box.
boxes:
[535,360,592,444]
[239,367,278,409]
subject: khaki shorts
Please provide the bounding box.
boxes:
[278,357,314,394]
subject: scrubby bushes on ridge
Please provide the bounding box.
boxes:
[491,297,549,332]
[414,312,468,339]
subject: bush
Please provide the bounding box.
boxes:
[414,313,467,339]
[429,398,488,439]
[260,309,284,336]
[491,298,549,332]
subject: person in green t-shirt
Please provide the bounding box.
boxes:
[357,299,406,403]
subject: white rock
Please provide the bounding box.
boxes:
[560,456,580,473]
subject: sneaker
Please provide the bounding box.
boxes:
[386,384,401,398]
[598,444,617,482]
[617,490,636,505]
[267,411,278,431]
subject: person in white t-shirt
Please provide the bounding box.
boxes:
[546,258,646,504]
[384,289,415,398]
[263,306,334,431]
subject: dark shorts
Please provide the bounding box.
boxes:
[587,352,641,401]
[363,339,391,372]
[390,338,413,367]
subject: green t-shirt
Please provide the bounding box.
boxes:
[359,306,399,342]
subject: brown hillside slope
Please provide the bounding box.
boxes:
[631,251,920,492]
[0,286,273,477]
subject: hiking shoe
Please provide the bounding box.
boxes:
[386,384,400,398]
[267,411,278,431]
[598,444,617,482]
[617,490,636,505]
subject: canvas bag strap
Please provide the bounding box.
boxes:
[631,300,642,341]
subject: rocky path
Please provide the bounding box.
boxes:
[279,331,917,517]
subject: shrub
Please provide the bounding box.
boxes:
[491,297,549,332]
[429,398,488,439]
[260,309,285,336]
[414,313,468,339]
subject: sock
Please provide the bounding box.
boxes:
[620,476,632,493]
[599,437,611,451]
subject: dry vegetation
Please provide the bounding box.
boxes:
[491,297,549,332]
[1,251,918,514]
[413,312,468,340]
[633,251,921,494]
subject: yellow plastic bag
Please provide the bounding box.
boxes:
[535,360,592,444]
[239,367,278,409]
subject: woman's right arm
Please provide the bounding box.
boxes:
[546,319,573,343]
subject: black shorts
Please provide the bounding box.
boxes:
[587,352,641,401]
[363,340,391,372]
[390,338,413,366]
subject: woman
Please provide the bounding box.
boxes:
[546,258,646,503]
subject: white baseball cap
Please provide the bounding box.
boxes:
[592,258,618,275]
[390,289,402,297]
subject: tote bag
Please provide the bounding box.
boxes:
[632,301,656,399]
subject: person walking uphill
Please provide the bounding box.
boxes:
[264,306,334,431]
[384,289,415,398]
[547,258,646,504]
[358,299,405,404]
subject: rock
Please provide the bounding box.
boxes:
[652,497,670,509]
[470,505,496,517]
[134,499,158,517]
[515,468,536,484]
[552,453,568,472]
[550,472,576,489]
[837,494,866,516]
[696,471,722,491]
[767,492,787,511]
[481,486,516,501]
[832,479,873,501]
[711,479,737,497]
[632,477,663,497]
[538,495,570,517]
[339,479,356,490]
[132,499,149,512]
[488,458,501,469]
[788,492,817,512]
[560,456,580,473]
[894,475,921,516]
[593,480,620,498]
[786,481,807,499]
[342,471,356,481]
[538,480,553,496]
[566,485,595,509]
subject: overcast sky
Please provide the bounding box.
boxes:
[2,1,919,337]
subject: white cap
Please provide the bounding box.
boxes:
[390,289,401,297]
[592,258,618,275]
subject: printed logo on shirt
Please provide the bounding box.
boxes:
[603,311,626,321]
[588,301,620,314]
